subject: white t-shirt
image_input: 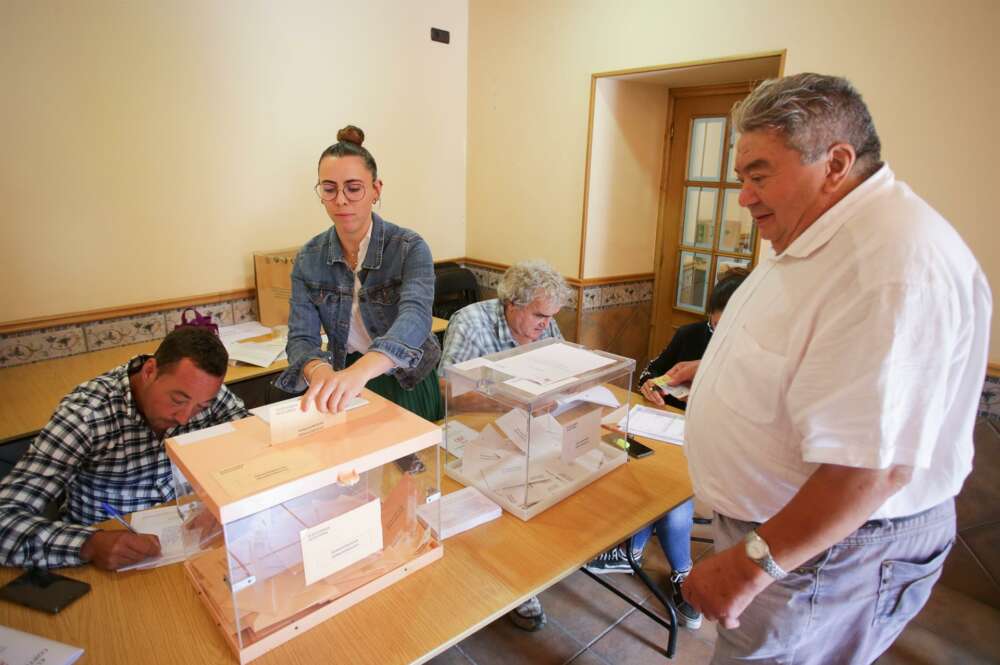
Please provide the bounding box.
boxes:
[685,165,991,521]
[346,224,374,355]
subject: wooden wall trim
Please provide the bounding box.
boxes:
[578,273,654,286]
[0,288,255,335]
[988,362,1000,378]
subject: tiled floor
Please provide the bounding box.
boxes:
[427,419,1000,665]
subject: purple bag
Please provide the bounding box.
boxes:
[176,307,220,337]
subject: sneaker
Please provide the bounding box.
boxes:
[507,596,546,632]
[668,569,702,629]
[584,546,642,575]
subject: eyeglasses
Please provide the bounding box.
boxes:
[314,179,367,202]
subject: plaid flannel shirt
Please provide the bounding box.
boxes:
[0,356,248,568]
[439,298,562,369]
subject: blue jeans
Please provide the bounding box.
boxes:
[629,499,694,572]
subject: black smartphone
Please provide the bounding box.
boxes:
[625,436,655,459]
[0,568,91,614]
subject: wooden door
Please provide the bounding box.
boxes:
[648,86,759,357]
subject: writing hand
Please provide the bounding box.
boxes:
[81,530,161,571]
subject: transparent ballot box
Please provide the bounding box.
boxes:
[165,390,442,664]
[442,339,635,520]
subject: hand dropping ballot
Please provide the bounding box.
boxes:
[264,396,369,444]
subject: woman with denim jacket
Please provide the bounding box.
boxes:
[274,125,443,425]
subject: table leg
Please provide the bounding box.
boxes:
[579,536,678,658]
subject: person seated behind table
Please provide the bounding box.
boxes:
[440,259,568,367]
[440,259,571,632]
[584,269,748,630]
[0,327,249,570]
[276,125,442,475]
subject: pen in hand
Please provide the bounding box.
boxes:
[100,502,137,534]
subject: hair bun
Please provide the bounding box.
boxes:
[337,125,365,147]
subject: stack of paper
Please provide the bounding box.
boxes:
[619,404,685,445]
[459,406,608,509]
[0,626,83,665]
[416,486,501,539]
[219,321,286,368]
[490,342,616,394]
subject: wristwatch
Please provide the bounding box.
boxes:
[744,530,788,580]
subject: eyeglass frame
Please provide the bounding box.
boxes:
[314,179,369,202]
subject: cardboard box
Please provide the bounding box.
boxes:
[253,248,299,327]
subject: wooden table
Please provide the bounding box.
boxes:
[0,428,691,664]
[0,318,449,443]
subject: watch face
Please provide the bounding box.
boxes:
[747,538,768,560]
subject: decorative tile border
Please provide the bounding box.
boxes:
[979,375,1000,422]
[0,325,88,367]
[83,312,167,351]
[464,265,503,293]
[460,263,648,312]
[0,298,250,370]
[232,298,258,324]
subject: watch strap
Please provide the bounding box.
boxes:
[745,530,788,580]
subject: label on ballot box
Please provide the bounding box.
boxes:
[300,498,384,586]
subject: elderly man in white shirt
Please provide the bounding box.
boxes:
[670,73,991,664]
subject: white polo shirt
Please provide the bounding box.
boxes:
[685,165,991,521]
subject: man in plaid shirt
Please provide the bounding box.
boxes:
[0,327,248,570]
[440,260,569,372]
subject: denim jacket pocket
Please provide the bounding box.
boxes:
[365,278,402,306]
[874,539,953,626]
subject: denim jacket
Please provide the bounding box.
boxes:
[275,214,440,394]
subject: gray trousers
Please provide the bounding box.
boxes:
[711,499,955,665]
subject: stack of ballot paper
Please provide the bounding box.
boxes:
[619,404,685,445]
[458,406,608,509]
[449,343,618,397]
[218,321,286,368]
[416,486,501,539]
[0,626,83,665]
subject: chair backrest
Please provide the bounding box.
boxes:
[434,268,480,319]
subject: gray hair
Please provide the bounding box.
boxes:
[732,73,882,176]
[497,260,571,308]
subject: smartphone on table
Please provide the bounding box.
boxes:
[0,568,91,614]
[624,436,655,459]
[603,432,655,459]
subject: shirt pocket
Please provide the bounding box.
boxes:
[715,326,786,424]
[873,540,952,626]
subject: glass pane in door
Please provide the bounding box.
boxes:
[719,189,756,255]
[676,250,711,313]
[680,187,718,250]
[687,117,726,182]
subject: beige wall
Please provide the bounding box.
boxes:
[467,0,1000,357]
[0,0,467,323]
[583,79,669,279]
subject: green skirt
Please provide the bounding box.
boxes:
[346,352,443,422]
